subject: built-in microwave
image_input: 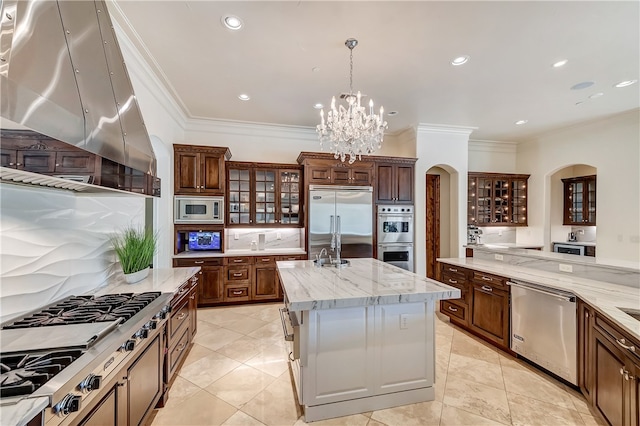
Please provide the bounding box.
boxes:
[174,196,224,224]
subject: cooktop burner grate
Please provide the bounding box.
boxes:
[2,292,161,329]
[0,349,84,397]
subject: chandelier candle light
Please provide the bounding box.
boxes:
[316,38,387,164]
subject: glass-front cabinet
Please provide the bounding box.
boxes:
[562,175,596,225]
[226,162,302,227]
[468,173,530,226]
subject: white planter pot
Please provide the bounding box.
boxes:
[124,267,150,284]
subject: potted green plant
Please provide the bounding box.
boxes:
[111,226,157,284]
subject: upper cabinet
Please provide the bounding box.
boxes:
[174,144,231,195]
[375,161,415,204]
[468,173,530,227]
[297,153,374,186]
[226,162,302,227]
[562,175,596,226]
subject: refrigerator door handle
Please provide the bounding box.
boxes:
[336,216,341,247]
[330,215,335,250]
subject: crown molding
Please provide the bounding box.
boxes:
[417,123,477,136]
[185,117,318,142]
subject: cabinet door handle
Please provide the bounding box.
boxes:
[481,285,493,292]
[481,276,492,281]
[233,272,243,277]
[447,306,458,312]
[177,288,188,296]
[190,294,196,300]
[55,163,60,167]
[448,279,458,284]
[232,290,243,295]
[585,311,589,318]
[177,312,187,320]
[9,162,15,166]
[616,338,636,353]
[177,343,187,352]
[448,268,458,272]
[233,259,243,263]
[194,260,204,264]
[261,258,270,262]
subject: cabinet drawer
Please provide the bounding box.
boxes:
[472,271,508,291]
[225,256,252,265]
[277,254,306,261]
[441,265,466,280]
[441,273,469,304]
[174,258,223,267]
[226,266,250,281]
[441,300,466,322]
[167,326,190,380]
[224,286,250,302]
[169,296,190,340]
[255,256,277,265]
[595,312,640,362]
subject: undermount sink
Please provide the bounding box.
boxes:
[313,259,350,268]
[619,307,640,322]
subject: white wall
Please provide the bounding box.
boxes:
[517,109,640,262]
[468,140,517,173]
[415,124,474,276]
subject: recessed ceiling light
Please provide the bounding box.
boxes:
[614,79,638,88]
[589,92,604,99]
[515,120,528,125]
[222,15,243,30]
[552,59,568,68]
[571,81,595,90]
[312,67,320,73]
[313,103,324,109]
[575,101,585,106]
[387,111,399,116]
[238,93,250,101]
[451,56,470,66]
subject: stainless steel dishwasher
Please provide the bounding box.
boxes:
[509,280,578,385]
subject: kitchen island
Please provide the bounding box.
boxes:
[276,258,460,422]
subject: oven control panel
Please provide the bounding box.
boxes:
[378,205,413,214]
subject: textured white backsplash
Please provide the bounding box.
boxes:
[225,227,303,251]
[571,226,597,243]
[477,227,516,244]
[0,185,145,322]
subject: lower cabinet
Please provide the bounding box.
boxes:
[437,263,510,350]
[173,258,223,306]
[578,300,595,398]
[591,312,640,426]
[254,257,278,300]
[127,334,163,426]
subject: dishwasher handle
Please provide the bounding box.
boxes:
[508,281,576,303]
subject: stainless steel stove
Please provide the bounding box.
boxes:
[0,291,172,425]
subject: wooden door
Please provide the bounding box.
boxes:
[352,168,373,185]
[376,164,394,203]
[332,167,351,185]
[396,165,414,203]
[425,174,440,279]
[254,258,278,300]
[198,267,223,305]
[470,284,509,347]
[594,329,627,426]
[629,358,640,426]
[19,150,56,172]
[79,385,118,425]
[200,152,224,194]
[174,151,200,193]
[127,335,162,426]
[1,149,17,168]
[55,151,96,173]
[578,301,594,398]
[307,165,332,183]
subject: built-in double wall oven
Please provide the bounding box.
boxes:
[377,205,414,272]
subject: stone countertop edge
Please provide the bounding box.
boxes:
[3,396,49,426]
[173,248,307,258]
[92,267,200,296]
[276,258,461,312]
[437,257,640,341]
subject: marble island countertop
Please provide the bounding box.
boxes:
[277,258,460,311]
[173,248,306,258]
[437,257,640,340]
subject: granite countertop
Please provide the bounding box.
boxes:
[173,248,306,258]
[553,241,597,247]
[93,267,200,296]
[437,257,640,340]
[277,258,460,312]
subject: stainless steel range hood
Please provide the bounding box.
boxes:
[0,0,160,196]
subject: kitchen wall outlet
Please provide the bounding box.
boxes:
[400,314,409,329]
[498,230,503,237]
[234,233,239,240]
[559,264,573,273]
[578,229,585,235]
[276,232,282,240]
[494,254,504,261]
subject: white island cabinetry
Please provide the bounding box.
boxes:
[276,258,460,422]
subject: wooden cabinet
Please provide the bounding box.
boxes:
[173,144,231,195]
[578,300,595,399]
[173,257,224,307]
[253,256,278,300]
[375,161,415,204]
[592,311,640,426]
[563,175,596,225]
[297,152,375,186]
[438,263,471,326]
[468,173,529,226]
[224,256,253,302]
[226,162,302,226]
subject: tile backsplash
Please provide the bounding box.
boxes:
[0,185,145,322]
[570,226,597,243]
[477,227,516,244]
[225,227,303,251]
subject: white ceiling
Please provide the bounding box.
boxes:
[112,1,639,142]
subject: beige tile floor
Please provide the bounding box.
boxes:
[148,303,606,426]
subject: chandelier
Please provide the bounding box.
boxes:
[316,39,387,164]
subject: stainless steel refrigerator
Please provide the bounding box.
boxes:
[308,185,373,261]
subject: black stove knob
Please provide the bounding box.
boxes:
[54,394,82,417]
[121,339,135,351]
[79,374,102,393]
[136,328,149,339]
[147,320,157,330]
